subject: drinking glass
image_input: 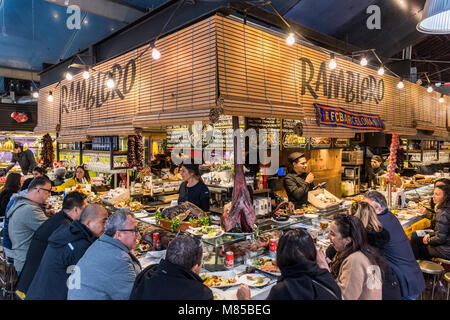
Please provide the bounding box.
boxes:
[320,220,329,236]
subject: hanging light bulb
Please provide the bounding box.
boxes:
[83,69,90,79]
[286,33,295,45]
[397,79,404,89]
[377,66,385,76]
[152,47,161,60]
[360,57,368,66]
[439,94,444,103]
[48,91,54,102]
[32,91,39,99]
[427,85,433,93]
[65,72,73,81]
[328,53,337,70]
[106,74,115,89]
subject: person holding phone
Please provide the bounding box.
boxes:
[283,152,315,209]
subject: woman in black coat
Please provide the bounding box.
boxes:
[412,184,450,260]
[237,229,341,300]
[0,172,21,217]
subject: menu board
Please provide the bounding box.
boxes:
[281,119,308,149]
[310,137,332,149]
[166,125,190,150]
[247,118,281,148]
[333,138,350,148]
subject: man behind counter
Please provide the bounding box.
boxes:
[283,152,315,209]
[5,143,37,175]
[365,155,385,188]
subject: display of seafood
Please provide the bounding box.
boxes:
[161,201,206,221]
[114,201,143,212]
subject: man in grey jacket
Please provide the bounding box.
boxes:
[67,211,142,300]
[7,176,52,273]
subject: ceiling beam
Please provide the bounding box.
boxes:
[45,0,146,23]
[0,67,40,81]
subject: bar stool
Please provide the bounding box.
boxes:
[0,250,18,300]
[433,258,450,272]
[445,273,450,300]
[417,260,444,300]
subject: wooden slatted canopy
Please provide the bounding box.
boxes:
[36,14,449,141]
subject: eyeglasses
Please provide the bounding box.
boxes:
[38,187,52,194]
[119,228,140,235]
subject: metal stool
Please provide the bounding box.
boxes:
[445,273,450,300]
[433,258,450,272]
[0,250,18,300]
[417,260,445,300]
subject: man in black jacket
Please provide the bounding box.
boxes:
[283,152,315,208]
[25,204,108,300]
[6,143,37,175]
[129,234,213,300]
[15,191,87,296]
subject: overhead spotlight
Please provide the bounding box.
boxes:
[32,91,39,99]
[328,53,337,70]
[83,69,90,79]
[439,94,444,103]
[397,79,404,89]
[65,72,73,81]
[360,57,368,66]
[106,74,115,89]
[152,47,161,60]
[377,66,385,76]
[48,91,54,102]
[286,33,295,45]
[427,85,433,93]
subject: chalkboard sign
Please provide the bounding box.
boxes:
[281,119,307,149]
[333,138,350,148]
[247,118,281,148]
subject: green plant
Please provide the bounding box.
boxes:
[188,218,195,224]
[154,210,162,220]
[197,215,211,227]
[170,218,182,232]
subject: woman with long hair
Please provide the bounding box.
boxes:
[328,214,384,300]
[237,229,341,300]
[412,184,450,260]
[0,172,22,217]
[52,165,90,193]
[178,164,209,212]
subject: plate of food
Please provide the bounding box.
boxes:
[133,212,150,219]
[303,214,319,219]
[238,273,270,287]
[271,217,294,225]
[253,256,281,276]
[200,271,239,288]
[187,225,225,239]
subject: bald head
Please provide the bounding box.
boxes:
[80,204,109,238]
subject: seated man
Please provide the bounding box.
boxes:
[16,191,88,296]
[129,234,213,300]
[25,204,108,300]
[67,211,142,300]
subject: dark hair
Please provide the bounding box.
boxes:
[62,191,87,212]
[434,184,450,209]
[28,176,51,191]
[32,166,46,176]
[435,178,450,188]
[80,204,107,224]
[75,165,90,182]
[1,172,21,193]
[276,229,316,269]
[364,190,388,210]
[165,234,203,270]
[181,164,202,182]
[330,214,384,280]
[14,143,22,150]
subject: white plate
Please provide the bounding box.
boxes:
[211,288,225,300]
[187,226,225,239]
[271,217,294,224]
[238,273,270,287]
[133,212,149,219]
[146,250,166,259]
[200,271,239,288]
[304,214,319,219]
[139,217,157,224]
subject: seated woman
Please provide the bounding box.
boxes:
[328,214,384,300]
[236,229,341,300]
[418,178,450,229]
[52,165,90,193]
[411,184,450,261]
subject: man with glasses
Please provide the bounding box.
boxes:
[26,204,108,300]
[129,234,213,300]
[364,191,425,300]
[7,176,52,274]
[68,211,142,300]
